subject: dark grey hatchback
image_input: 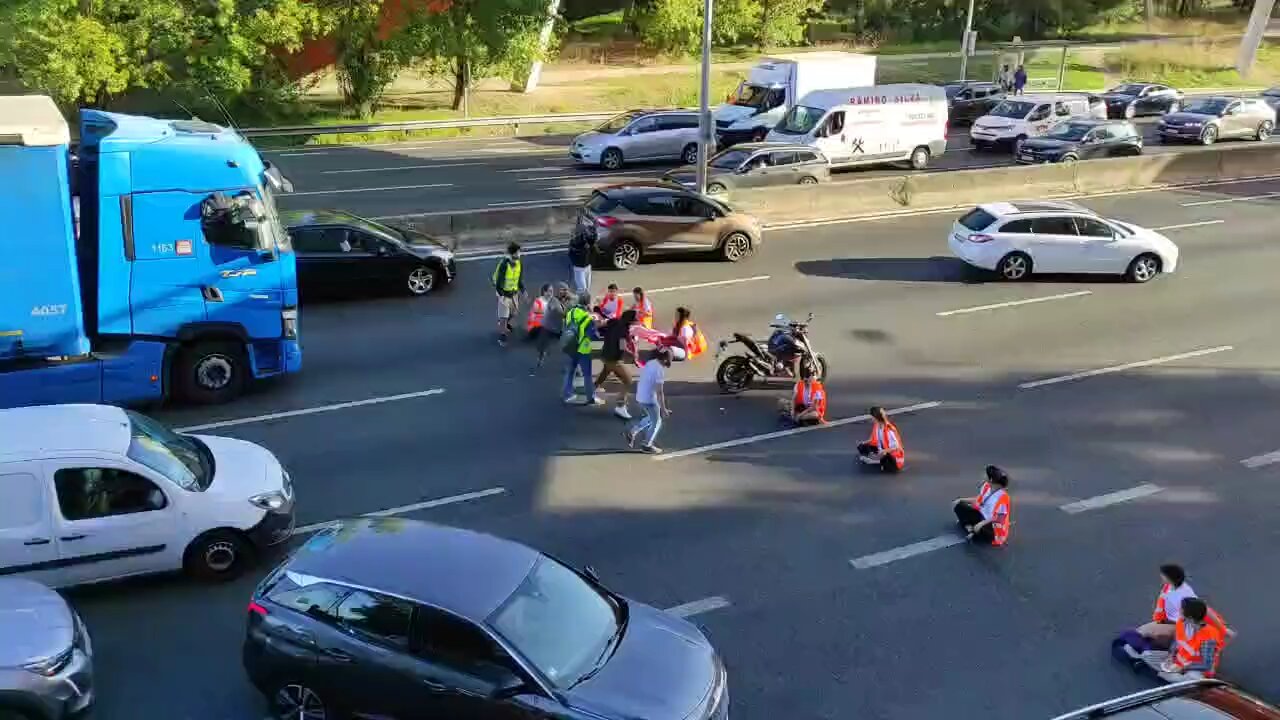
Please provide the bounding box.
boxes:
[243,519,728,720]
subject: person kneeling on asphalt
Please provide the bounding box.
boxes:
[857,406,904,472]
[779,376,826,426]
[952,465,1012,545]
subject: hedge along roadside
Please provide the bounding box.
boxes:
[398,143,1280,249]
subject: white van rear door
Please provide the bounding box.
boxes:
[0,468,57,584]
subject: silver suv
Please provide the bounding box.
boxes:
[1157,96,1276,145]
[571,110,702,170]
[0,578,94,720]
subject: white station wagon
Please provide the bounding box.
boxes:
[0,404,295,587]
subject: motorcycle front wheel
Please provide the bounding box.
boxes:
[716,355,755,394]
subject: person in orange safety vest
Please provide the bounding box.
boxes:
[1140,597,1231,682]
[952,465,1012,546]
[778,377,826,426]
[597,283,624,320]
[671,306,707,360]
[857,406,904,473]
[632,286,654,329]
[526,284,549,333]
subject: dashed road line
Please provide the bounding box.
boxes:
[1241,449,1280,469]
[649,276,771,294]
[850,535,967,570]
[1153,220,1227,231]
[664,596,732,618]
[286,183,453,196]
[936,290,1092,317]
[1017,346,1233,390]
[292,487,507,535]
[175,388,446,432]
[1059,483,1163,514]
[1180,192,1280,207]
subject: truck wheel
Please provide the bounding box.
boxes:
[176,340,246,405]
[909,146,931,170]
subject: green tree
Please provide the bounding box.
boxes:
[636,0,702,53]
[316,0,413,117]
[713,0,763,46]
[757,0,823,47]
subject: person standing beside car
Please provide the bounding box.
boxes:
[568,230,595,295]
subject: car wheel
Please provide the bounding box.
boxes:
[1125,253,1162,283]
[1059,153,1079,165]
[406,265,439,296]
[611,240,641,270]
[706,182,728,195]
[175,340,246,405]
[270,682,334,720]
[1124,104,1136,119]
[601,148,624,170]
[720,232,753,263]
[1255,120,1273,141]
[996,252,1033,281]
[184,530,252,582]
[681,143,699,165]
[1200,125,1218,145]
[909,146,931,170]
[798,175,819,185]
[1013,135,1028,154]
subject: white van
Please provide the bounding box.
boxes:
[765,84,949,170]
[0,404,295,588]
[970,93,1107,151]
[714,52,877,145]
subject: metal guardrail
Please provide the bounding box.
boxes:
[240,111,619,138]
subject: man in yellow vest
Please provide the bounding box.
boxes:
[492,242,525,346]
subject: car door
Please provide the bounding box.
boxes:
[765,150,800,185]
[981,87,1006,115]
[0,467,58,584]
[622,192,704,252]
[621,116,662,160]
[951,87,976,122]
[1081,126,1111,159]
[351,231,403,287]
[46,462,176,586]
[1071,216,1127,272]
[294,227,363,290]
[662,114,700,160]
[1026,216,1085,273]
[306,587,418,718]
[670,194,730,250]
[814,110,848,163]
[733,151,774,189]
[1222,101,1247,137]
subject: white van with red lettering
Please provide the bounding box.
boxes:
[766,83,948,170]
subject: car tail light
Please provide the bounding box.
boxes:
[967,233,994,244]
[595,216,619,228]
[248,601,269,616]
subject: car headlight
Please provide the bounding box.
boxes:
[249,491,290,513]
[23,645,74,677]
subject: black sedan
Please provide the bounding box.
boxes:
[1016,119,1143,164]
[662,142,830,195]
[942,80,1005,124]
[1099,82,1183,119]
[283,209,456,297]
[244,519,729,720]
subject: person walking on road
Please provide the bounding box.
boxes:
[632,286,654,329]
[596,309,637,420]
[530,283,568,373]
[568,230,595,295]
[626,347,672,454]
[1013,65,1028,95]
[952,466,1012,545]
[492,242,524,347]
[857,406,905,473]
[563,292,602,405]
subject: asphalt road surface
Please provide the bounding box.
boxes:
[68,175,1280,720]
[261,96,1276,219]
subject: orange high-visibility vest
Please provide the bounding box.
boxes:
[635,297,654,328]
[1153,583,1178,623]
[527,297,546,329]
[600,295,624,320]
[867,420,905,467]
[792,380,827,419]
[974,482,1011,546]
[1172,614,1227,676]
[678,321,707,358]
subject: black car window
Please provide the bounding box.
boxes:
[958,207,996,231]
[1031,216,1080,235]
[769,151,797,166]
[998,219,1035,234]
[765,88,785,110]
[268,580,349,619]
[335,590,414,648]
[1091,126,1114,141]
[54,468,166,521]
[747,153,772,170]
[414,606,520,680]
[672,196,718,219]
[1028,105,1051,121]
[955,88,973,100]
[796,151,820,163]
[585,192,618,214]
[1074,217,1115,238]
[293,227,351,253]
[656,115,696,131]
[627,116,658,134]
[826,111,845,135]
[630,193,677,216]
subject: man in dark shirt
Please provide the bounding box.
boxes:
[595,309,636,419]
[568,232,595,295]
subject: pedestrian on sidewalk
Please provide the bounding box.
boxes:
[596,309,637,419]
[530,283,569,374]
[492,242,524,347]
[562,291,602,405]
[626,347,672,454]
[1013,65,1027,95]
[952,465,1012,545]
[568,230,595,295]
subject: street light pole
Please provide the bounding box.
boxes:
[958,0,976,81]
[695,0,715,195]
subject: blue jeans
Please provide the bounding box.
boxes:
[629,402,662,446]
[563,352,594,400]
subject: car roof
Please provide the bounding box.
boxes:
[0,403,130,461]
[599,181,695,195]
[730,142,822,154]
[1050,679,1280,720]
[284,518,541,620]
[980,200,1096,217]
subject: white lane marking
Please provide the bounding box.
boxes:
[502,166,572,173]
[664,596,731,618]
[175,388,446,432]
[292,487,507,535]
[655,401,943,461]
[321,162,480,175]
[278,151,334,157]
[1153,220,1226,231]
[1059,483,1163,514]
[1241,449,1280,469]
[458,247,566,262]
[849,535,967,570]
[264,137,542,153]
[1180,192,1280,207]
[1017,346,1234,390]
[936,290,1092,317]
[649,275,771,294]
[286,183,453,196]
[518,169,656,182]
[485,199,577,207]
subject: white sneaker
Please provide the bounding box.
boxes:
[641,445,663,455]
[563,395,578,405]
[590,395,606,406]
[613,406,632,420]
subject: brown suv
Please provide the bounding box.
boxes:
[574,183,764,271]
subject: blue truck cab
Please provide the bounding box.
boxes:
[0,95,301,408]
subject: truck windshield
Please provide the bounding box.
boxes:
[775,105,825,135]
[732,84,771,109]
[257,183,291,252]
[125,410,213,491]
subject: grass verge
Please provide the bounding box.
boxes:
[1103,39,1280,88]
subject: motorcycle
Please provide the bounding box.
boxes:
[715,313,829,394]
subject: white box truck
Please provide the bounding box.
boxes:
[714,52,877,146]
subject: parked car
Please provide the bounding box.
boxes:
[570,110,701,170]
[243,518,729,720]
[284,210,456,297]
[1099,82,1184,118]
[574,182,763,270]
[1157,96,1276,145]
[1051,679,1280,720]
[661,143,830,195]
[942,80,1006,124]
[1015,119,1143,164]
[0,578,94,720]
[0,404,295,587]
[971,93,1107,151]
[1262,86,1280,112]
[947,200,1179,283]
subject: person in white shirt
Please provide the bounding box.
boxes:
[1138,564,1196,649]
[625,348,672,454]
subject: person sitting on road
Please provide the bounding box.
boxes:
[779,376,827,426]
[1140,598,1230,683]
[671,306,707,361]
[857,406,904,473]
[632,286,654,329]
[952,466,1012,545]
[597,283,624,321]
[1137,564,1197,650]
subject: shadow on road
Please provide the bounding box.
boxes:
[795,256,983,283]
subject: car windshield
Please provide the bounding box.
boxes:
[125,410,212,491]
[595,111,645,134]
[1046,123,1092,140]
[732,83,772,109]
[775,105,825,135]
[257,184,291,252]
[341,214,407,245]
[488,557,621,689]
[709,149,752,169]
[1182,98,1229,115]
[988,100,1035,118]
[1108,84,1144,95]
